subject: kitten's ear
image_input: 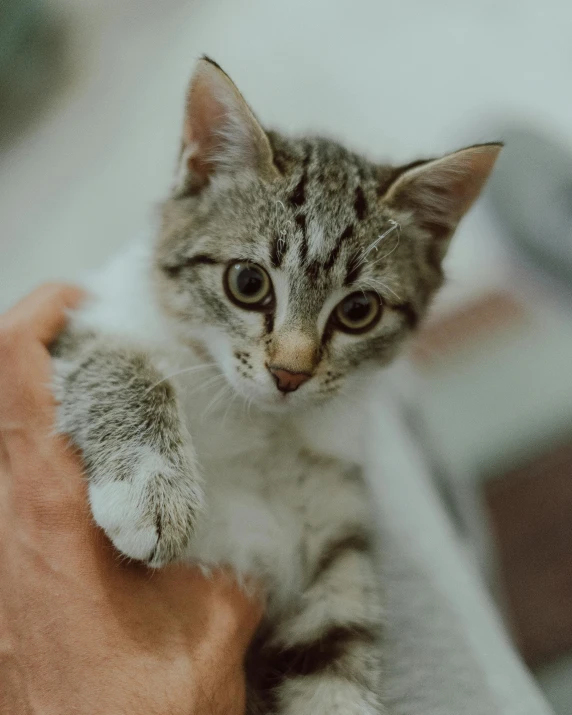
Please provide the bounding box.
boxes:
[175,56,277,193]
[380,143,502,247]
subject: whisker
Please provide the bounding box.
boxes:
[184,373,227,399]
[368,229,401,267]
[242,395,250,421]
[145,362,219,394]
[214,385,234,417]
[201,383,232,422]
[365,219,400,256]
[351,220,401,279]
[246,395,255,422]
[360,276,403,302]
[225,391,242,427]
[336,386,363,409]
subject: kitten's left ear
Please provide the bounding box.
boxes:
[175,56,277,193]
[380,143,502,246]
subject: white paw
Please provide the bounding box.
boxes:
[89,449,204,566]
[90,481,160,561]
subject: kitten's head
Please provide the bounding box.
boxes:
[156,57,501,411]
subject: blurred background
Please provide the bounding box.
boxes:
[1,0,571,711]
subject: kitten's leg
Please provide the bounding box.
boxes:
[258,463,386,715]
[52,332,203,566]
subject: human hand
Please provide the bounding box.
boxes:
[0,284,263,715]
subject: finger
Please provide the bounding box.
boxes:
[1,284,85,346]
[156,566,264,650]
[191,570,264,651]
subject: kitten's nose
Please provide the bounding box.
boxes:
[268,366,311,393]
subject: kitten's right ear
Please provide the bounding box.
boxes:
[174,57,277,194]
[379,143,502,250]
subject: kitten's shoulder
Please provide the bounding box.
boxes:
[299,377,370,465]
[70,236,169,347]
[299,365,409,467]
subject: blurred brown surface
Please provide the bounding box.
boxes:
[485,439,572,668]
[411,292,526,369]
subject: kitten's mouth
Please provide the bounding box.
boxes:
[260,390,296,407]
[242,383,308,413]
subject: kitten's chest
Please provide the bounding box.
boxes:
[176,370,273,461]
[190,452,306,603]
[176,377,361,603]
[181,399,306,599]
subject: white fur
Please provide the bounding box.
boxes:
[307,218,326,260]
[270,269,291,330]
[67,239,387,703]
[279,551,383,643]
[278,675,383,715]
[190,483,303,607]
[71,241,372,582]
[90,480,159,561]
[75,236,172,349]
[88,439,203,566]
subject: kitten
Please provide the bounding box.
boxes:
[52,57,501,714]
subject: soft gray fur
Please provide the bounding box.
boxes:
[52,57,501,714]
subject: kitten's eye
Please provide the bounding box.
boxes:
[334,292,382,333]
[225,262,273,310]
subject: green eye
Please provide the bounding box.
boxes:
[334,292,382,333]
[225,262,273,309]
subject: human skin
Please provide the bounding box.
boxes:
[0,284,262,715]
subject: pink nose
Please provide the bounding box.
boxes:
[269,366,311,393]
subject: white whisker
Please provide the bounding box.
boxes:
[144,362,218,395]
[184,373,227,399]
[367,228,401,267]
[336,386,363,409]
[360,276,403,302]
[360,219,400,261]
[222,390,239,427]
[201,383,232,422]
[246,395,255,422]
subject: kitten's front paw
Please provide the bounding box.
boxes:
[89,451,204,567]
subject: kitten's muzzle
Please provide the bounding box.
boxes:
[268,366,311,393]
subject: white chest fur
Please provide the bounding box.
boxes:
[176,381,303,605]
[73,241,373,609]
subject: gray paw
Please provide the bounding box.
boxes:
[89,449,204,566]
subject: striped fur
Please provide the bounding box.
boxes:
[243,457,385,714]
[53,57,500,714]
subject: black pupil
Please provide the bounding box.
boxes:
[237,267,263,297]
[342,295,372,323]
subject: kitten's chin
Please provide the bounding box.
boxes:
[239,385,331,415]
[256,394,303,414]
[227,371,335,413]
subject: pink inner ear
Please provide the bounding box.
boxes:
[386,145,501,240]
[439,148,501,216]
[177,58,277,192]
[183,73,228,184]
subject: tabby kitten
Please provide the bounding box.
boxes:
[53,57,501,714]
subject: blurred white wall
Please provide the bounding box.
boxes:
[2,0,572,311]
[2,4,572,711]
